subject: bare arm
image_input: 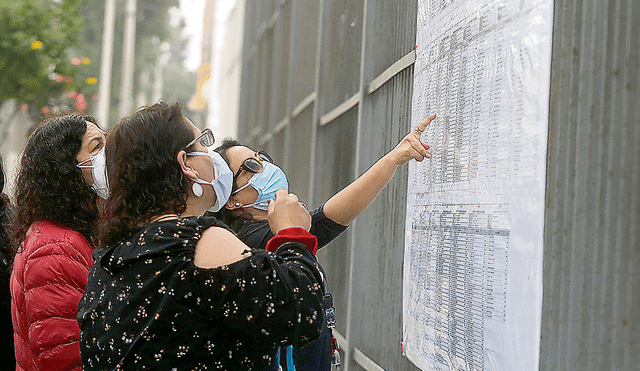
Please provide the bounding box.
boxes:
[194,226,252,268]
[322,113,435,226]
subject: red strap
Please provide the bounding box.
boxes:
[266,227,318,255]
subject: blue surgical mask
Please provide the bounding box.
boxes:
[187,148,234,212]
[234,162,288,211]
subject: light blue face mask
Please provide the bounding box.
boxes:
[234,161,289,211]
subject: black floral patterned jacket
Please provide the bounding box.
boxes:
[78,216,325,370]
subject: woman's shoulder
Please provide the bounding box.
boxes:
[17,220,93,269]
[98,216,232,272]
[128,215,231,247]
[194,223,252,269]
[109,216,204,254]
[25,220,90,251]
[137,215,229,235]
[197,215,231,231]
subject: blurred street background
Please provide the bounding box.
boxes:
[0,0,242,192]
[1,1,638,370]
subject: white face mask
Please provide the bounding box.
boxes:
[187,148,234,212]
[77,147,109,199]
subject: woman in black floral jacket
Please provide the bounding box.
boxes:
[77,102,325,370]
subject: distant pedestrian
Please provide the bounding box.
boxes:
[10,115,106,371]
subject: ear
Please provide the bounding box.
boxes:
[225,196,241,210]
[177,150,199,179]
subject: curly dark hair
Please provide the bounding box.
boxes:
[12,115,100,252]
[100,102,194,248]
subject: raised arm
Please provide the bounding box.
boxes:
[322,113,435,226]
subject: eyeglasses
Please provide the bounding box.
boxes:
[185,128,215,149]
[233,150,273,188]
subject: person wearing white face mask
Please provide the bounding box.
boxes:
[78,102,327,371]
[185,136,233,212]
[11,115,105,371]
[77,147,109,200]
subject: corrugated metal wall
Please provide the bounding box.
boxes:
[540,0,640,370]
[237,0,640,369]
[237,0,420,369]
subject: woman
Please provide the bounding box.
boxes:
[214,113,435,370]
[0,156,15,369]
[77,102,326,370]
[10,115,106,371]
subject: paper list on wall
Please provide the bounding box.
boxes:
[403,0,552,370]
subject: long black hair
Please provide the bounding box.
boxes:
[99,102,194,247]
[12,115,100,250]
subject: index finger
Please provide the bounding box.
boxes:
[415,113,436,134]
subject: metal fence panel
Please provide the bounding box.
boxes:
[314,106,359,332]
[369,1,418,79]
[289,104,314,205]
[292,0,320,106]
[237,0,640,370]
[238,0,442,370]
[321,0,364,115]
[346,69,420,371]
[271,1,292,127]
[540,0,640,370]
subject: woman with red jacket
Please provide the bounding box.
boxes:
[10,115,106,371]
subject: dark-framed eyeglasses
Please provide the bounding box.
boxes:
[185,128,215,149]
[233,150,273,184]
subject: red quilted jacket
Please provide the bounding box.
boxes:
[10,221,93,371]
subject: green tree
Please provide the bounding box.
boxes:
[77,0,196,126]
[0,0,86,109]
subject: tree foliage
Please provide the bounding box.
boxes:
[77,0,196,125]
[0,0,86,107]
[0,0,197,122]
